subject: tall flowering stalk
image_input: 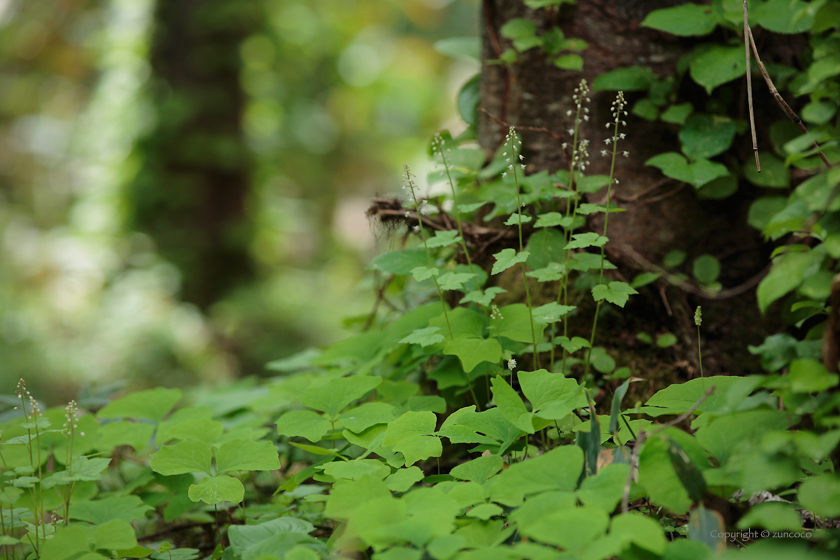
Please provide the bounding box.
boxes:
[558,80,591,373]
[434,134,481,293]
[16,379,45,556]
[503,127,538,370]
[583,91,629,378]
[404,164,479,407]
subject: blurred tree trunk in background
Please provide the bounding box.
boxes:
[478,0,771,374]
[128,0,261,309]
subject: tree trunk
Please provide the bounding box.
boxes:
[128,0,261,308]
[478,0,772,376]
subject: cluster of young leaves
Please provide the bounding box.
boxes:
[497,1,588,71]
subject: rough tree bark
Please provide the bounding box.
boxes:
[478,0,775,376]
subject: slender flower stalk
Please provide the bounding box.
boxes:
[505,127,538,370]
[558,80,591,373]
[583,91,628,379]
[434,134,481,293]
[16,379,43,556]
[404,164,479,408]
[62,401,79,526]
[695,306,708,412]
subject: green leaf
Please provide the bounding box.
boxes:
[444,338,502,373]
[663,249,686,267]
[688,504,725,555]
[788,358,839,392]
[736,501,803,532]
[460,287,507,307]
[41,526,90,560]
[531,302,575,324]
[70,496,154,525]
[797,474,840,517]
[466,503,504,520]
[228,517,315,555]
[340,403,395,433]
[491,249,530,275]
[526,262,566,282]
[487,446,583,504]
[555,336,590,354]
[490,304,544,343]
[450,454,504,483]
[95,421,155,452]
[150,439,213,476]
[609,379,631,433]
[438,272,477,291]
[526,228,565,270]
[609,512,666,555]
[569,252,616,271]
[160,418,224,446]
[679,113,736,160]
[565,232,607,249]
[517,505,608,550]
[41,456,111,488]
[412,266,439,282]
[641,4,718,36]
[426,230,462,249]
[661,102,694,125]
[491,376,535,434]
[592,66,656,92]
[633,98,660,121]
[631,272,660,288]
[430,307,485,339]
[638,434,692,514]
[216,439,280,474]
[368,250,428,275]
[695,410,790,465]
[757,249,825,313]
[533,211,566,228]
[753,0,814,34]
[554,54,583,70]
[519,369,581,419]
[749,197,787,231]
[592,281,638,308]
[384,466,425,492]
[500,18,540,52]
[276,410,332,442]
[504,213,533,226]
[689,45,745,94]
[576,463,629,514]
[645,152,730,188]
[394,433,443,466]
[434,37,481,62]
[692,254,720,284]
[322,459,390,481]
[97,387,181,422]
[384,411,436,446]
[401,326,445,347]
[696,175,738,200]
[743,153,790,188]
[656,333,678,348]
[298,376,382,419]
[188,475,244,504]
[94,519,138,551]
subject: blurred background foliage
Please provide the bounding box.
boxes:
[0,0,480,401]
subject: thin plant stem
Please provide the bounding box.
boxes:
[559,80,591,373]
[505,128,538,370]
[695,307,709,413]
[583,92,628,380]
[404,164,480,409]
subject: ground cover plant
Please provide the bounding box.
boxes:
[2,0,840,559]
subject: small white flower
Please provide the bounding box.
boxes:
[507,358,517,371]
[604,138,611,144]
[601,150,608,156]
[568,129,574,135]
[404,212,410,218]
[619,133,626,140]
[561,142,568,149]
[623,151,629,157]
[519,154,524,160]
[508,164,514,170]
[566,110,572,116]
[502,172,507,177]
[521,164,526,169]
